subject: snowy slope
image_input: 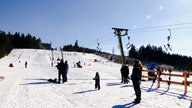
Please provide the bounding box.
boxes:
[0,49,192,108]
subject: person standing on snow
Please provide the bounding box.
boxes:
[120,65,125,83]
[93,72,100,90]
[56,59,65,84]
[25,61,28,68]
[64,60,69,82]
[131,60,142,104]
[120,64,129,84]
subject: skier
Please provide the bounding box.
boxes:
[93,72,100,90]
[56,59,65,84]
[131,60,142,104]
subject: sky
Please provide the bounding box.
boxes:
[0,0,192,57]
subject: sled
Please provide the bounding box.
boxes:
[0,76,4,81]
[47,78,58,84]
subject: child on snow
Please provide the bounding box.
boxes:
[93,72,100,90]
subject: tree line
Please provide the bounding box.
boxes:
[63,40,97,53]
[0,30,50,59]
[63,40,192,71]
[129,44,192,71]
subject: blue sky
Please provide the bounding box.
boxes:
[0,0,192,57]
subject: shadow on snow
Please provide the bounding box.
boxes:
[112,102,138,108]
[106,82,124,86]
[20,78,54,85]
[142,85,192,101]
[73,89,97,94]
[20,82,50,85]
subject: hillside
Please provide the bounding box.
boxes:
[0,49,192,108]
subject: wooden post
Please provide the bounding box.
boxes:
[184,71,187,93]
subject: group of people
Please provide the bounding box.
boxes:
[56,58,142,104]
[9,61,28,68]
[56,58,101,89]
[92,60,142,103]
[56,59,69,84]
[121,60,142,104]
[120,64,129,84]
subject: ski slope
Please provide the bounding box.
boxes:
[0,49,192,108]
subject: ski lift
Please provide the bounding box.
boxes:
[126,36,131,46]
[127,44,133,49]
[164,29,172,51]
[96,39,102,51]
[126,34,133,50]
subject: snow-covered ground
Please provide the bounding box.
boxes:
[0,49,192,108]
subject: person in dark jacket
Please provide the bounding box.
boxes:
[93,72,100,90]
[120,64,129,83]
[120,65,125,83]
[56,59,66,84]
[131,60,142,104]
[25,61,28,68]
[64,60,69,82]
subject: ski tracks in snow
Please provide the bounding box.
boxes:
[48,84,84,108]
[0,68,29,108]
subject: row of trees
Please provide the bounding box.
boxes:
[63,40,192,71]
[63,40,98,53]
[0,30,47,58]
[129,44,192,71]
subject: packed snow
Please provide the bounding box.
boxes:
[0,49,192,108]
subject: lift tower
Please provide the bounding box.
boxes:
[112,28,128,64]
